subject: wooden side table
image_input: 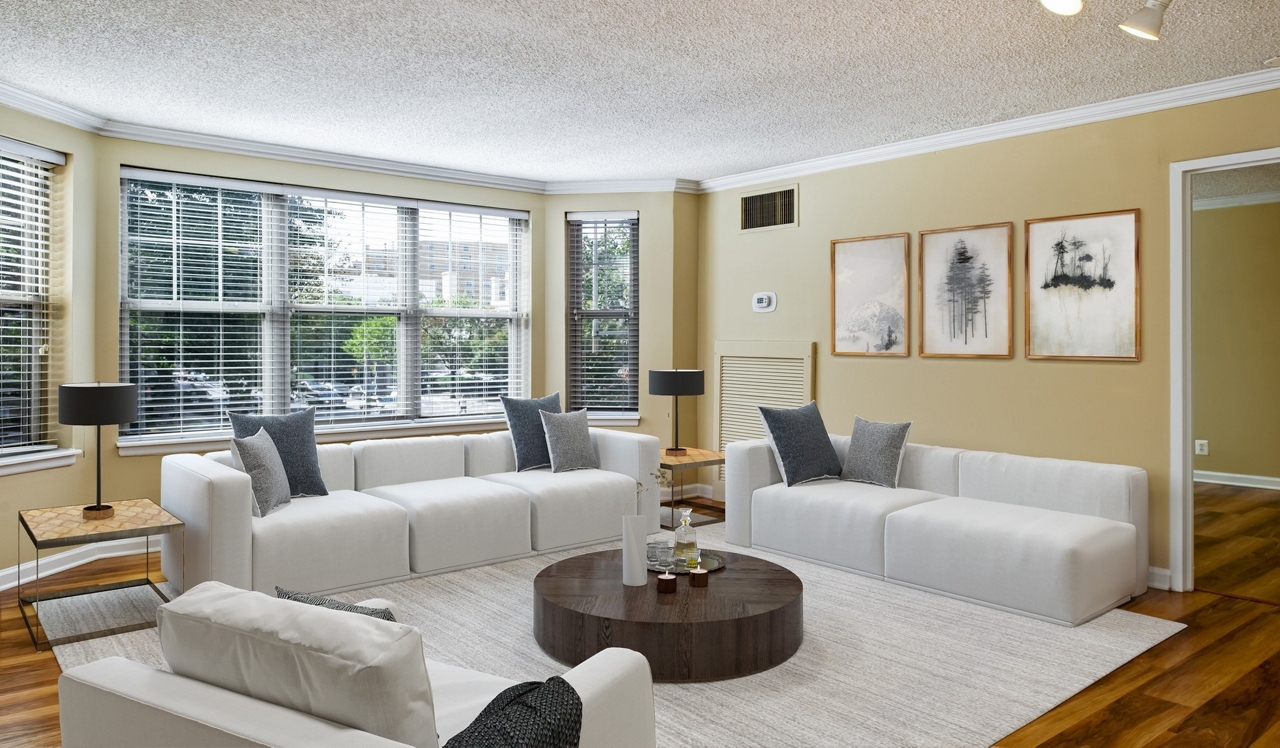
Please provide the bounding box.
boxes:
[17,498,184,651]
[659,448,725,529]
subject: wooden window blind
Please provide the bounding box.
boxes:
[566,214,639,413]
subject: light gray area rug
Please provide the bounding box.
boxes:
[54,525,1183,747]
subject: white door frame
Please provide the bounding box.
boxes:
[1168,145,1280,592]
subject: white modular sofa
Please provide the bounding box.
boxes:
[161,429,660,595]
[59,582,656,748]
[726,435,1148,626]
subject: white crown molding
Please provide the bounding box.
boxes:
[5,68,1280,196]
[1192,190,1280,211]
[0,80,106,131]
[696,68,1280,194]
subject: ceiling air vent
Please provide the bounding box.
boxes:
[740,185,798,232]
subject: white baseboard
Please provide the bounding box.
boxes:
[0,537,150,593]
[1194,470,1280,491]
[660,483,714,500]
[1148,566,1172,591]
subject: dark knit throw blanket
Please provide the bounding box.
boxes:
[444,675,582,748]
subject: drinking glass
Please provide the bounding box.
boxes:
[646,541,662,567]
[685,547,702,570]
[657,546,675,575]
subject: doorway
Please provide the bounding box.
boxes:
[1189,163,1280,602]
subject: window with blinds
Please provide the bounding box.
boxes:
[0,149,55,456]
[120,170,530,441]
[566,213,639,413]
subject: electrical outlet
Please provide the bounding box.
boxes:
[1194,440,1209,456]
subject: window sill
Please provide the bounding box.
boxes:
[116,417,510,457]
[0,448,82,478]
[588,412,641,427]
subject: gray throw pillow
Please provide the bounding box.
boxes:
[275,587,397,622]
[231,428,291,518]
[540,410,599,473]
[501,393,562,471]
[757,401,843,487]
[230,407,327,497]
[842,416,913,489]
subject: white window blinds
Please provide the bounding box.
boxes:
[0,149,55,456]
[120,170,530,441]
[566,214,639,413]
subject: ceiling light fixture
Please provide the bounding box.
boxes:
[1041,0,1083,16]
[1120,0,1172,40]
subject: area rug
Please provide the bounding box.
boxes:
[53,524,1183,747]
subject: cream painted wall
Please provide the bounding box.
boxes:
[696,88,1280,571]
[1192,201,1280,479]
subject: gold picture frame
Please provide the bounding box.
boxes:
[1025,209,1141,362]
[918,222,1014,359]
[830,233,910,357]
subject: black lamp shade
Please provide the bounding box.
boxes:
[58,383,139,426]
[648,369,704,397]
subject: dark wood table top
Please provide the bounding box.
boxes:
[534,549,802,624]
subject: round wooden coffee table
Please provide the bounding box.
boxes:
[533,549,803,682]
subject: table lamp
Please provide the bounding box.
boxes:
[59,382,138,520]
[648,369,704,456]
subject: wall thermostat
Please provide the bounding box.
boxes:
[752,292,777,313]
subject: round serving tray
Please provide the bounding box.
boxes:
[647,550,727,575]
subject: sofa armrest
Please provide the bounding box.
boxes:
[60,657,408,748]
[591,428,661,534]
[724,439,782,547]
[161,454,254,592]
[561,648,656,748]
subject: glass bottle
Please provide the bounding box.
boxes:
[674,508,697,567]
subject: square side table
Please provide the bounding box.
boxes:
[659,448,725,529]
[17,498,184,651]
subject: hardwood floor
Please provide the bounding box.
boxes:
[6,545,1280,746]
[0,551,162,747]
[1196,482,1280,604]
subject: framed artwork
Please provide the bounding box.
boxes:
[831,233,909,356]
[1025,209,1140,361]
[919,222,1013,358]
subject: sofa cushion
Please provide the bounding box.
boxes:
[841,416,912,489]
[427,659,518,743]
[364,477,532,574]
[231,428,291,518]
[501,393,562,471]
[276,586,396,622]
[158,581,438,748]
[481,469,632,551]
[230,407,327,497]
[751,479,942,576]
[250,490,409,593]
[352,435,466,490]
[884,496,1138,625]
[758,401,843,486]
[541,410,599,473]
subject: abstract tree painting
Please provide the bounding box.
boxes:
[1026,210,1139,361]
[831,233,909,356]
[920,223,1013,358]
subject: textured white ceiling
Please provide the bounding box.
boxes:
[1,0,1278,182]
[1193,163,1280,199]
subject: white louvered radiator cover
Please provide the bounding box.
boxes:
[715,341,815,481]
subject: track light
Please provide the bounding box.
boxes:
[1120,0,1171,40]
[1041,0,1083,15]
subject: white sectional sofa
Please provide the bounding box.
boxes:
[726,434,1148,626]
[59,582,657,748]
[161,428,660,595]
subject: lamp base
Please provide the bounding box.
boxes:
[663,447,688,457]
[82,504,114,521]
